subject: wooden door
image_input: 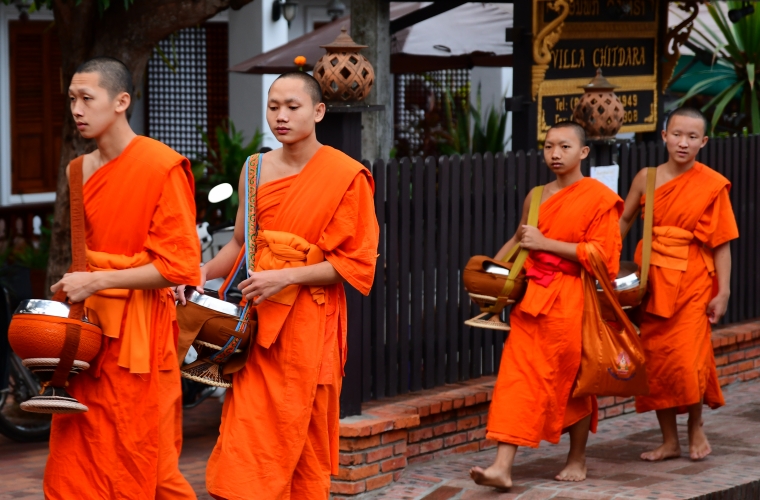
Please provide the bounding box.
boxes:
[9,21,63,194]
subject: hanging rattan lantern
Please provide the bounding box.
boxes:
[313,27,375,102]
[572,69,624,140]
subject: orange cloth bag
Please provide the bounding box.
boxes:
[572,243,649,398]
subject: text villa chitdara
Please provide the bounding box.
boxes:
[551,45,647,71]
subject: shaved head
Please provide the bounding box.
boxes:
[547,121,586,145]
[666,107,708,136]
[273,71,323,105]
[74,56,133,98]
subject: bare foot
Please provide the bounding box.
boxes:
[555,458,587,482]
[640,442,681,462]
[688,420,712,460]
[470,465,512,490]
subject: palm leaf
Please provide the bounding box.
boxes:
[669,74,735,109]
[707,4,742,60]
[701,80,744,133]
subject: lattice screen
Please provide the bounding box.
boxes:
[147,24,228,159]
[394,69,471,159]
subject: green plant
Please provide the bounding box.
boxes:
[438,84,509,156]
[12,217,51,271]
[192,120,264,222]
[670,2,760,134]
[471,87,509,154]
[438,88,471,156]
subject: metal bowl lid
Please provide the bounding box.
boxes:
[483,262,510,277]
[186,291,244,317]
[596,273,640,292]
[612,273,640,291]
[13,299,94,324]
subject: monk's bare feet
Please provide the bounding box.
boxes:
[555,457,587,482]
[470,465,512,490]
[640,442,681,462]
[688,419,712,460]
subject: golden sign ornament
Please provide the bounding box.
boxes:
[531,0,572,100]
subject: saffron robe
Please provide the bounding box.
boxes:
[206,146,379,500]
[486,178,623,447]
[43,136,201,499]
[634,162,738,413]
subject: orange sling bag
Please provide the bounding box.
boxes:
[572,244,649,398]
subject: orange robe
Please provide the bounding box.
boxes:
[634,162,738,413]
[43,137,201,499]
[486,178,623,447]
[206,146,379,500]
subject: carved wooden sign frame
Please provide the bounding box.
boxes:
[530,0,696,141]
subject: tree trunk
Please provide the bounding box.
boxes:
[45,0,254,295]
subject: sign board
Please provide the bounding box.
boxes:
[544,0,657,24]
[590,164,620,195]
[533,0,659,141]
[539,81,657,134]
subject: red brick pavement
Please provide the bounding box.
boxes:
[362,379,760,499]
[3,380,760,499]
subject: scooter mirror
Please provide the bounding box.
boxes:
[208,183,233,203]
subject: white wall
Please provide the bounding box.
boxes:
[228,2,288,149]
[471,66,513,151]
[288,0,350,40]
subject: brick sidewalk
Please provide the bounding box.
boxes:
[2,380,760,499]
[362,379,760,499]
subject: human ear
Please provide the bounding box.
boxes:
[579,145,590,160]
[115,91,131,113]
[661,129,667,142]
[314,102,326,123]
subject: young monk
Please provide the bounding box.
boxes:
[45,57,200,498]
[182,72,379,499]
[620,107,738,462]
[470,121,623,489]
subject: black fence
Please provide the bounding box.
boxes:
[340,135,760,416]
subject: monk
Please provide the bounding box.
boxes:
[470,121,623,489]
[620,107,738,462]
[179,72,379,499]
[45,57,200,498]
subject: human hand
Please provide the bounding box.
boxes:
[175,267,207,305]
[238,268,292,305]
[706,293,729,324]
[50,272,101,303]
[519,226,548,251]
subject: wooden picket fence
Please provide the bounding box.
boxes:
[340,135,760,416]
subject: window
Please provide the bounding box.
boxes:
[9,20,63,194]
[146,23,229,160]
[394,69,472,159]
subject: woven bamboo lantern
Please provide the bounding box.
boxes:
[572,69,624,140]
[313,27,375,102]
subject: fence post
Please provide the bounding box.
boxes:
[340,285,364,417]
